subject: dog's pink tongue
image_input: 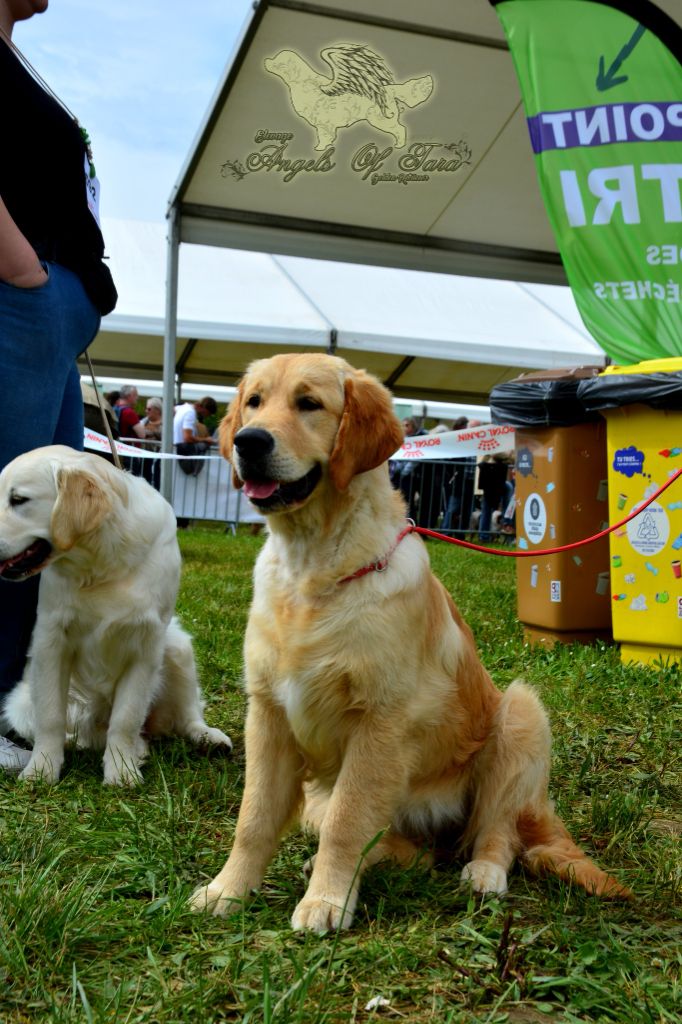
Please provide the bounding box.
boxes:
[244,479,278,500]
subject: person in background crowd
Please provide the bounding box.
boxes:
[81,381,118,462]
[173,396,218,526]
[0,0,117,770]
[478,452,512,543]
[173,396,217,458]
[140,396,162,490]
[500,459,516,537]
[114,384,145,441]
[392,416,426,524]
[418,423,450,529]
[114,384,145,474]
[441,417,479,535]
[140,396,162,439]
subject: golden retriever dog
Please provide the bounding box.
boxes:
[0,446,231,785]
[190,353,629,933]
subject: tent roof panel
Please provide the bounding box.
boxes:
[297,0,508,41]
[170,0,565,282]
[334,349,525,405]
[429,106,557,252]
[170,0,680,285]
[182,10,521,238]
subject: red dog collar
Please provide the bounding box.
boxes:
[338,523,415,584]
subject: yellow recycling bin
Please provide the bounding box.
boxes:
[579,358,682,668]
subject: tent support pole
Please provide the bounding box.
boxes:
[384,355,415,389]
[327,328,337,355]
[161,205,180,502]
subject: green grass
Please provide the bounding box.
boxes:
[0,524,680,1023]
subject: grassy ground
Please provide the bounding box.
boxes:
[0,524,679,1023]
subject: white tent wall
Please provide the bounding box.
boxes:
[83,216,606,498]
[84,214,606,497]
[86,218,605,401]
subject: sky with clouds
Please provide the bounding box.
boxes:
[15,0,254,224]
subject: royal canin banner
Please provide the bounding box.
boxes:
[391,424,515,461]
[82,429,218,460]
[84,425,516,463]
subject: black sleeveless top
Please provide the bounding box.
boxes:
[0,40,117,314]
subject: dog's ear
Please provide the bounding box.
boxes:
[219,382,245,489]
[50,468,112,551]
[328,371,404,492]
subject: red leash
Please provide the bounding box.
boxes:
[413,466,682,558]
[339,467,682,582]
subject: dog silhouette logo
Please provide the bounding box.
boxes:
[264,45,434,150]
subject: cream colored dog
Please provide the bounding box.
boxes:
[264,47,433,150]
[0,446,231,785]
[190,354,629,933]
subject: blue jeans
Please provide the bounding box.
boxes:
[0,262,100,693]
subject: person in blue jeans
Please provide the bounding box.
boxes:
[0,0,117,770]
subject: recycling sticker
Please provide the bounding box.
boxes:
[523,492,547,545]
[626,499,670,557]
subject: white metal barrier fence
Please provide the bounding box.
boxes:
[83,427,516,536]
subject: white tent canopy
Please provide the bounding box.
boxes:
[170,0,679,279]
[86,218,605,409]
[171,0,563,283]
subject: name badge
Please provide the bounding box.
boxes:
[84,154,101,229]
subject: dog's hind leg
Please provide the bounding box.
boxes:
[460,681,630,899]
[1,679,35,742]
[460,681,552,895]
[365,105,405,147]
[518,807,632,898]
[147,619,232,751]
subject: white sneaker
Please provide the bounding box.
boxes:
[0,734,31,773]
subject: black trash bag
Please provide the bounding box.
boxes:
[490,366,603,428]
[176,442,208,476]
[577,370,682,412]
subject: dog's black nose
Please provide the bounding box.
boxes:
[233,428,275,461]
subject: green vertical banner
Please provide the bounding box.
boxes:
[494,0,682,364]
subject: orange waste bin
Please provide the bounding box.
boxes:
[491,368,611,647]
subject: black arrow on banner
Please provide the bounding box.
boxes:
[596,23,646,91]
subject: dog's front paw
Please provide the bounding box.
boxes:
[192,726,233,752]
[19,751,63,784]
[188,882,245,918]
[461,859,508,895]
[103,748,144,787]
[291,892,356,934]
